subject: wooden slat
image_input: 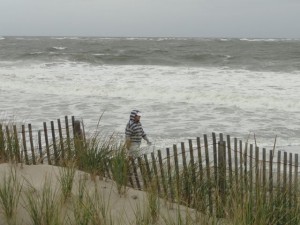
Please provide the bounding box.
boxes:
[289,153,292,209]
[249,144,253,194]
[13,125,20,163]
[6,126,13,161]
[181,142,188,173]
[43,122,51,165]
[21,125,29,164]
[173,144,180,195]
[57,119,65,162]
[294,154,299,207]
[255,147,259,191]
[157,150,167,196]
[38,130,43,164]
[269,150,273,205]
[166,147,174,200]
[262,148,266,203]
[239,140,243,193]
[217,140,226,217]
[244,142,248,188]
[189,139,196,206]
[234,138,238,187]
[131,158,141,190]
[28,124,36,165]
[196,137,204,181]
[151,152,160,192]
[227,135,233,188]
[65,116,71,159]
[277,151,281,190]
[283,152,287,191]
[204,134,213,214]
[181,142,189,204]
[144,153,152,185]
[51,121,59,165]
[0,124,5,162]
[212,132,218,185]
[137,156,148,188]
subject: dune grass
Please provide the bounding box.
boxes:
[0,167,22,225]
[1,123,300,225]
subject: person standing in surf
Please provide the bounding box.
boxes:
[125,110,151,157]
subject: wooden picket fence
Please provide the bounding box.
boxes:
[0,115,299,217]
[0,116,81,165]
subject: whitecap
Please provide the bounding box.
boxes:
[52,46,67,50]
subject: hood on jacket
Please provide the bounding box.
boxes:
[130,110,141,121]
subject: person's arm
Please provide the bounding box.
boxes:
[142,132,151,145]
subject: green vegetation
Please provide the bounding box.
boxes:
[0,121,300,225]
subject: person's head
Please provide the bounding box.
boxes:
[134,112,142,122]
[130,110,142,122]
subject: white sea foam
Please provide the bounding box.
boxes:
[0,63,300,150]
[52,46,67,50]
[239,38,294,42]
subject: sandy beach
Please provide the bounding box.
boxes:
[0,163,200,225]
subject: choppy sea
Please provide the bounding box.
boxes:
[1,36,300,153]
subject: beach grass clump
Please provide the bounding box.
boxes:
[70,181,113,225]
[0,166,22,225]
[145,178,161,223]
[24,178,63,225]
[224,186,300,225]
[58,162,76,202]
[110,147,129,196]
[74,132,113,181]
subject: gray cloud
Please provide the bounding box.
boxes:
[0,0,299,37]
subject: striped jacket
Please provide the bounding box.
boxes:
[125,110,148,143]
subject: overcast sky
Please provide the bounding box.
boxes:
[1,0,299,38]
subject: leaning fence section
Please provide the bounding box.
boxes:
[0,116,299,218]
[0,116,82,165]
[128,133,300,217]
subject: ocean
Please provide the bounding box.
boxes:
[1,36,300,153]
